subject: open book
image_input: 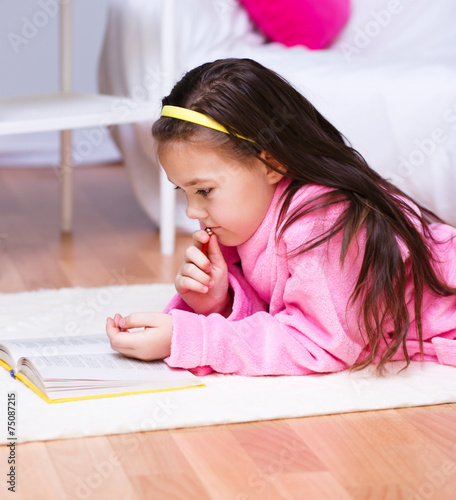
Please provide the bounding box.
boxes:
[0,334,204,403]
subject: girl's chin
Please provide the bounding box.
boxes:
[219,234,251,247]
[210,227,253,247]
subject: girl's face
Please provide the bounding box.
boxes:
[160,141,283,246]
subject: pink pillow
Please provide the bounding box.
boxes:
[239,0,351,49]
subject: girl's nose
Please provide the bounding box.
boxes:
[186,202,208,221]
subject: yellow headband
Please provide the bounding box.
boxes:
[160,105,253,142]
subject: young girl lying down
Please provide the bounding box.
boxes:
[106,58,456,376]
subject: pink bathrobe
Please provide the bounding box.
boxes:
[164,179,456,375]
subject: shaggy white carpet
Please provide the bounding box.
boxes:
[1,284,455,444]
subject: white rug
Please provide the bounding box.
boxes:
[1,284,455,444]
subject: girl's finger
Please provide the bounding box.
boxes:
[191,228,211,250]
[206,235,227,269]
[106,317,120,339]
[120,312,164,330]
[107,316,150,352]
[184,245,212,273]
[180,262,212,286]
[176,275,211,294]
[113,313,128,332]
[107,330,140,353]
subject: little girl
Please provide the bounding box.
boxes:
[106,58,456,376]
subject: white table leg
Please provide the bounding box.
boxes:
[60,0,73,233]
[60,130,73,233]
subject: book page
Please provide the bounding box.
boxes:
[21,353,197,382]
[1,334,114,363]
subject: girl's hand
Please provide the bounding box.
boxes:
[175,229,232,317]
[106,312,172,360]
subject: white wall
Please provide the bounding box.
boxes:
[0,0,120,166]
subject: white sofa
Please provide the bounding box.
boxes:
[99,0,456,237]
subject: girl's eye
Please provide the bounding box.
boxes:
[196,188,212,197]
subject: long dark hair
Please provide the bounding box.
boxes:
[152,58,456,373]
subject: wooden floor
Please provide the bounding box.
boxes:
[0,164,455,500]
